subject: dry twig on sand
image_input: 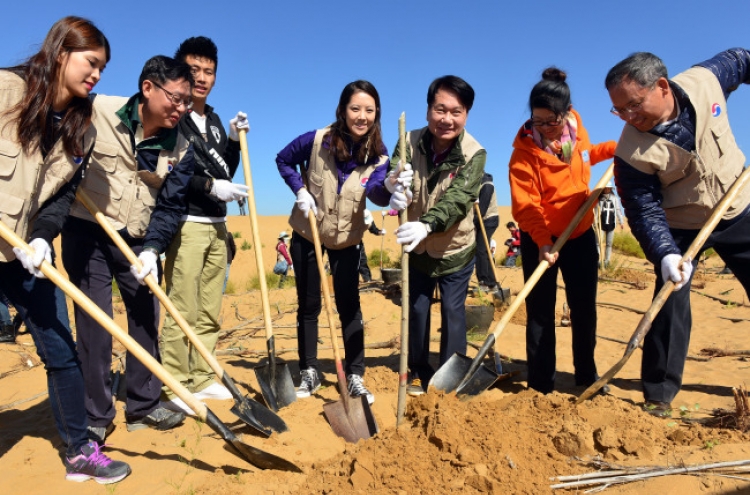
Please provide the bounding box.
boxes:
[704,385,750,431]
[700,348,750,358]
[551,457,750,491]
[692,290,748,307]
[216,336,400,358]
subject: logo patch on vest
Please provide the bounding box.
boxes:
[711,103,722,117]
[360,177,369,187]
[73,155,83,165]
[167,161,174,172]
[210,125,221,142]
[581,150,590,163]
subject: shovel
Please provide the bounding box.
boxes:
[0,220,301,472]
[237,129,297,412]
[430,162,615,397]
[307,213,379,442]
[75,190,287,437]
[577,163,750,403]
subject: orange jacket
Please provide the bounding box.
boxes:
[509,109,615,248]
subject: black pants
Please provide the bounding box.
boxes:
[475,225,497,286]
[408,260,475,385]
[521,228,599,393]
[358,242,372,282]
[62,218,162,425]
[290,232,365,376]
[643,209,750,403]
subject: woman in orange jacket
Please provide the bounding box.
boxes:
[509,67,615,394]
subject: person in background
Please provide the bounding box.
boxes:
[276,80,390,404]
[358,209,386,283]
[61,55,193,440]
[509,67,615,395]
[367,75,486,397]
[223,233,236,293]
[237,197,247,216]
[504,221,521,267]
[159,36,249,415]
[595,181,624,268]
[275,231,292,288]
[0,16,130,483]
[474,172,499,291]
[605,48,750,415]
[0,296,14,343]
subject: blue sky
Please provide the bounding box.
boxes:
[3,1,750,216]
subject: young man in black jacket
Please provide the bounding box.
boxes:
[160,37,249,414]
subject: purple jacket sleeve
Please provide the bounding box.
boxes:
[276,131,316,194]
[365,161,391,207]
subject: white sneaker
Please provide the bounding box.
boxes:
[193,382,233,401]
[160,397,196,416]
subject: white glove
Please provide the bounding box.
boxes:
[130,249,158,286]
[660,254,693,291]
[389,185,413,211]
[396,221,429,252]
[379,229,386,235]
[296,188,318,218]
[228,111,249,141]
[13,238,52,278]
[385,163,414,193]
[210,179,249,202]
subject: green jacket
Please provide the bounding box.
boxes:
[391,128,486,276]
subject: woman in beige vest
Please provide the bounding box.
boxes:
[276,80,390,404]
[0,16,130,483]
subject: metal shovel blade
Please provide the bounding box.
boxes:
[322,395,379,443]
[230,396,288,436]
[429,353,475,393]
[254,361,297,412]
[429,352,499,397]
[455,364,499,397]
[220,373,288,436]
[205,407,302,472]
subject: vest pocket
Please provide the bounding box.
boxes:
[0,193,26,233]
[0,138,20,179]
[90,141,121,173]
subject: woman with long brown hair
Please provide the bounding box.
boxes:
[0,16,130,483]
[276,80,389,404]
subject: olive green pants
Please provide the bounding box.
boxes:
[160,221,227,399]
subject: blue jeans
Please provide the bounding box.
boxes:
[408,260,475,384]
[0,259,88,456]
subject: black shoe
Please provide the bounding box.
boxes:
[643,400,672,417]
[65,441,130,484]
[126,407,185,432]
[0,324,15,343]
[87,423,115,445]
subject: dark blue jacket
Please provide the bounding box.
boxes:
[614,48,750,264]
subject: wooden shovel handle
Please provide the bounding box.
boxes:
[474,202,499,283]
[238,129,275,343]
[75,190,228,382]
[0,219,209,420]
[396,112,410,427]
[577,163,750,403]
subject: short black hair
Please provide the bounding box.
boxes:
[138,55,194,94]
[506,221,516,229]
[427,75,475,112]
[174,36,218,71]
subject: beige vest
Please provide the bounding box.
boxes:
[615,67,750,229]
[0,71,95,261]
[407,128,484,257]
[481,177,498,221]
[68,95,190,238]
[288,127,387,249]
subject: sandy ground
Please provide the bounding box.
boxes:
[2,210,750,494]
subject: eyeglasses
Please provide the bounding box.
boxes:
[610,84,655,117]
[530,115,564,128]
[150,80,192,109]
